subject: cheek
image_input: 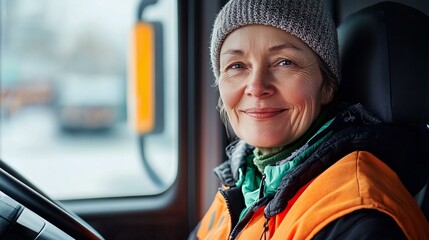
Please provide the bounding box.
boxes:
[219,82,241,114]
[287,72,324,106]
[282,81,320,108]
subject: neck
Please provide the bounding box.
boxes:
[257,146,284,155]
[253,106,332,172]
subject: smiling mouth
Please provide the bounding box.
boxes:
[242,108,286,119]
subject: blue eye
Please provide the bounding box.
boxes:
[278,59,293,66]
[230,63,244,69]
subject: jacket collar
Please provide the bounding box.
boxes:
[214,104,428,218]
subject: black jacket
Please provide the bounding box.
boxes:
[190,104,428,239]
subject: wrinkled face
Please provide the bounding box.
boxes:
[219,25,333,152]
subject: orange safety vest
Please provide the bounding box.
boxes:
[197,151,429,239]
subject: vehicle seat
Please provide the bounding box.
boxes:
[336,2,429,219]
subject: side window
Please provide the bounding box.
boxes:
[0,0,178,200]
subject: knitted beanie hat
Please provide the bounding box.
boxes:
[210,0,340,83]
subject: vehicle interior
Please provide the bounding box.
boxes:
[0,0,428,239]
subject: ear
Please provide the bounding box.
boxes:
[321,84,334,105]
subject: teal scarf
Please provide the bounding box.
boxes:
[235,115,335,220]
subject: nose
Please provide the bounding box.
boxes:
[245,67,275,98]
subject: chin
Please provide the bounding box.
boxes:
[236,127,292,148]
[244,135,288,149]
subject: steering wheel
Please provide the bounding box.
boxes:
[0,159,104,239]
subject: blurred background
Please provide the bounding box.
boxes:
[0,0,178,200]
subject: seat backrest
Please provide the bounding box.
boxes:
[337,2,429,124]
[336,1,429,219]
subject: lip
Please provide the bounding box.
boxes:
[241,108,286,119]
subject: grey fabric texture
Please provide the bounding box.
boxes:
[210,0,340,83]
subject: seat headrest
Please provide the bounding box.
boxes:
[337,2,429,124]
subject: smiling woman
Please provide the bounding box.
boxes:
[0,0,428,239]
[218,25,332,152]
[189,0,429,239]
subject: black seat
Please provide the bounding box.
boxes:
[337,2,429,219]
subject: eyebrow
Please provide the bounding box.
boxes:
[268,43,302,52]
[221,49,244,56]
[221,43,302,56]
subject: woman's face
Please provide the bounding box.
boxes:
[219,25,333,152]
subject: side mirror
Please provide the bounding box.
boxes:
[128,2,164,134]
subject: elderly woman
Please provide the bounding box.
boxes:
[189,0,429,239]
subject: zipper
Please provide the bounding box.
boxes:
[258,217,270,240]
[219,188,234,222]
[258,174,266,200]
[229,196,272,239]
[229,173,269,240]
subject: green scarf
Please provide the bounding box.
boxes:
[235,111,335,220]
[252,108,329,173]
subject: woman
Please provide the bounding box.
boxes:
[190,0,429,239]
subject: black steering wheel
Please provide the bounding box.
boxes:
[0,159,104,239]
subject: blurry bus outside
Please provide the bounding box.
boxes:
[0,0,178,200]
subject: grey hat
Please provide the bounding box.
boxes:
[210,0,340,83]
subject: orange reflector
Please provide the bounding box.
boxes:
[129,23,155,133]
